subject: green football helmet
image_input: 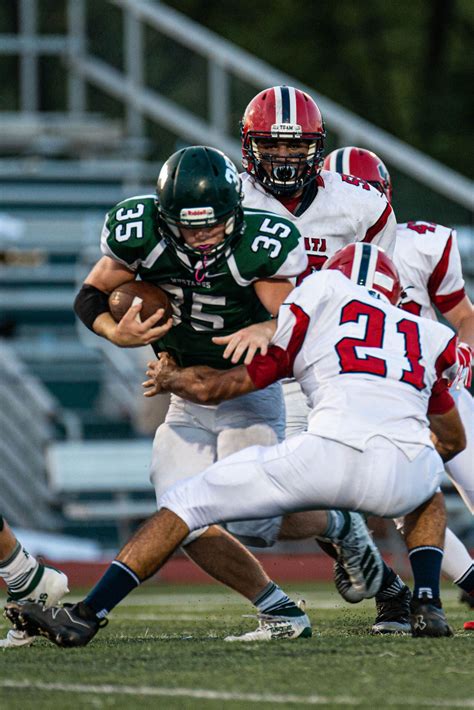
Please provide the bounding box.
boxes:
[156,146,244,268]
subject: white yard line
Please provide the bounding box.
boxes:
[1,681,474,707]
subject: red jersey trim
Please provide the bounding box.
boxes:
[246,303,311,389]
[428,382,455,415]
[427,334,458,414]
[427,232,453,304]
[434,334,458,379]
[432,286,466,314]
[246,345,290,389]
[362,203,392,243]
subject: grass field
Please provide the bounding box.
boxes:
[1,583,473,710]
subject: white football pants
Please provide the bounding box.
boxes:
[160,434,444,534]
[150,382,285,544]
[285,380,474,513]
[445,387,474,513]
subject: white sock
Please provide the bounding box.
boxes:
[0,541,40,596]
[442,527,473,582]
[253,582,302,616]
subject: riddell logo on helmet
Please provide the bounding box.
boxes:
[180,207,215,222]
[271,123,302,137]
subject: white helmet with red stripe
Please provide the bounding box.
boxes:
[241,86,326,196]
[324,243,401,305]
[323,147,392,203]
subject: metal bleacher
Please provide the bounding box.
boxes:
[0,0,472,544]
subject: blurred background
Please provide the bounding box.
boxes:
[0,0,472,574]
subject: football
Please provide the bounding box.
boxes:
[108,280,173,324]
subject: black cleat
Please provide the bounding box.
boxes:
[410,594,453,638]
[4,600,107,648]
[371,585,411,634]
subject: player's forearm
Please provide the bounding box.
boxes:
[445,296,474,351]
[92,311,120,341]
[429,408,466,462]
[456,312,474,351]
[160,364,255,405]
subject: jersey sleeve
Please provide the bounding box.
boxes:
[100,196,158,271]
[427,229,466,313]
[234,211,308,284]
[427,331,458,414]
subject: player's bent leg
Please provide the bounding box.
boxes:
[404,493,453,637]
[0,521,69,648]
[184,525,271,600]
[6,508,190,648]
[150,418,216,501]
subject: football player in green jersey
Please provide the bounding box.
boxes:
[72,145,314,640]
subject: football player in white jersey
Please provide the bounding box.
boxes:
[8,244,466,644]
[236,86,411,634]
[324,146,474,624]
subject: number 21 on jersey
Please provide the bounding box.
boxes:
[335,300,426,390]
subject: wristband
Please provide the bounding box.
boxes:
[74,284,110,331]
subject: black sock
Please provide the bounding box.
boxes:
[409,546,443,600]
[84,561,140,618]
[376,561,404,600]
[455,562,474,595]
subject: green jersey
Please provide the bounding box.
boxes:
[101,195,307,368]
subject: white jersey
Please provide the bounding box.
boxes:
[248,270,458,459]
[395,221,466,321]
[241,169,396,282]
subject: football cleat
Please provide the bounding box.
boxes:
[410,594,453,638]
[225,601,311,642]
[4,600,106,648]
[463,621,474,630]
[317,512,383,602]
[0,564,69,648]
[371,585,412,634]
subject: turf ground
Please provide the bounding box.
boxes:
[1,583,473,710]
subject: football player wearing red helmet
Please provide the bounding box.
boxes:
[241,85,325,197]
[325,146,474,619]
[240,87,409,634]
[323,146,392,203]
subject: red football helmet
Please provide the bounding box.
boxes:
[323,147,392,203]
[241,86,326,196]
[324,243,402,305]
